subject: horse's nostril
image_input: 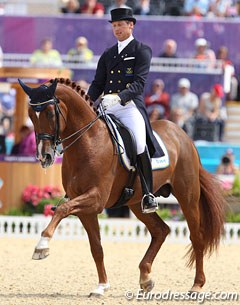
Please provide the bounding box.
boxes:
[40,152,54,168]
[45,153,52,163]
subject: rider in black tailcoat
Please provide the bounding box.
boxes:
[88,8,162,213]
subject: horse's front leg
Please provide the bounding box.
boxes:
[77,214,110,297]
[32,187,104,260]
[32,198,71,260]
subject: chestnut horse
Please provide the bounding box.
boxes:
[19,78,225,297]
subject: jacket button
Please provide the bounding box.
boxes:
[117,90,120,93]
[111,70,114,74]
[118,70,121,73]
[118,80,121,83]
[110,80,113,83]
[109,90,112,93]
[126,83,131,88]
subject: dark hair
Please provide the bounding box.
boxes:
[222,155,231,165]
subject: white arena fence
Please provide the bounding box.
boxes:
[0,216,239,244]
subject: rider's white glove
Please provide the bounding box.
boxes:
[101,94,121,110]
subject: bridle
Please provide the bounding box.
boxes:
[29,96,102,156]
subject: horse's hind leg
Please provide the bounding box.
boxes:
[176,189,205,292]
[129,203,170,292]
[77,214,110,297]
[184,204,205,292]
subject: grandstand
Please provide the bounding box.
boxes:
[0,3,240,175]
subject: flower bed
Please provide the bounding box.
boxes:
[19,184,62,216]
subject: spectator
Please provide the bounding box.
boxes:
[216,149,238,175]
[80,0,105,16]
[145,79,170,121]
[217,45,238,100]
[207,0,231,17]
[159,39,178,58]
[61,0,80,14]
[170,78,199,137]
[134,0,155,16]
[194,38,216,67]
[11,120,36,155]
[0,116,14,154]
[67,36,93,63]
[184,0,210,16]
[30,38,62,68]
[0,88,16,118]
[107,0,130,13]
[196,83,226,141]
[164,0,184,16]
[225,0,239,17]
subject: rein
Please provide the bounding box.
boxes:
[30,97,102,155]
[58,113,102,154]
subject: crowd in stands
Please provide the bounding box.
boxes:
[0,32,237,154]
[1,1,240,156]
[59,0,240,18]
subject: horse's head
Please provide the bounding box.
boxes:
[18,78,67,168]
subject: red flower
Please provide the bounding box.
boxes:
[44,204,55,216]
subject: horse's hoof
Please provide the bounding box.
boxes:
[88,283,110,297]
[32,248,50,260]
[140,279,155,292]
[188,285,202,295]
[88,292,103,298]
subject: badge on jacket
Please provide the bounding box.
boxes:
[126,67,133,76]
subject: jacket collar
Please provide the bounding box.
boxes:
[108,39,136,70]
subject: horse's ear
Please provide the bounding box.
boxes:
[18,78,33,97]
[49,78,58,96]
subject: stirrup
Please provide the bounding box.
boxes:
[141,194,158,214]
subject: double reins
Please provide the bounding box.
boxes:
[29,97,102,155]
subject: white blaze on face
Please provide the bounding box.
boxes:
[37,140,44,161]
[35,112,45,161]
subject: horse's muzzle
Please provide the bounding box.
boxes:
[39,152,55,168]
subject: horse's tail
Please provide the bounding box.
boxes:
[187,166,226,267]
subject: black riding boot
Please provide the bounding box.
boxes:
[137,150,158,213]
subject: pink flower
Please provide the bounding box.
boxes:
[220,180,233,191]
[44,204,55,216]
[22,184,62,215]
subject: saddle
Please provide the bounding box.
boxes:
[108,114,137,167]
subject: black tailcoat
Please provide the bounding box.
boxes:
[88,39,161,157]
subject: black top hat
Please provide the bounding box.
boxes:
[109,8,136,24]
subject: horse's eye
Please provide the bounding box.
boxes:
[47,111,54,119]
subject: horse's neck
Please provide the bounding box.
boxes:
[58,91,109,154]
[58,86,98,132]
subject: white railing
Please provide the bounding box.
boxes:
[2,53,223,75]
[0,215,239,244]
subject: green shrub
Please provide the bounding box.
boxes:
[232,172,240,197]
[225,212,240,223]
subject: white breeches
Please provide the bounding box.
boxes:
[105,101,146,154]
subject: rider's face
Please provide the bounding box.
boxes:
[111,20,134,42]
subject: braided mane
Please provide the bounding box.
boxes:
[50,78,97,113]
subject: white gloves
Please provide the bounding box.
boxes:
[101,94,121,110]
